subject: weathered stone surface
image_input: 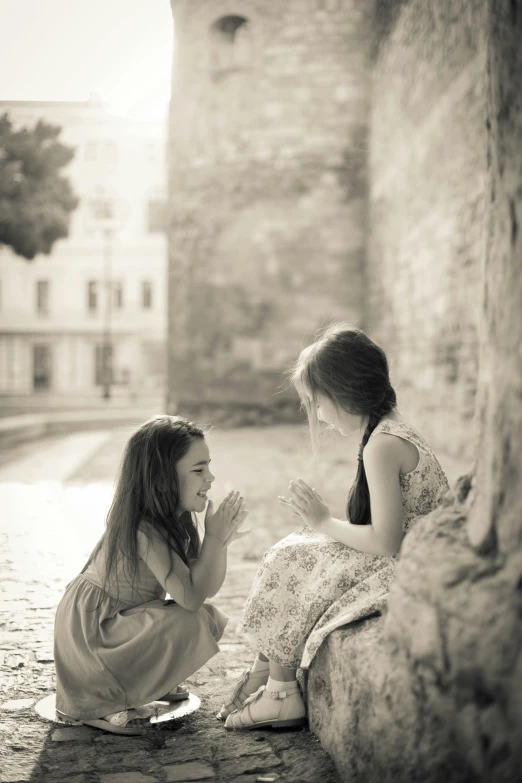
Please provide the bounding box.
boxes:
[0,762,40,782]
[467,0,522,556]
[218,752,282,778]
[51,726,96,742]
[0,699,34,711]
[163,761,215,781]
[309,500,522,782]
[99,774,157,783]
[366,0,485,465]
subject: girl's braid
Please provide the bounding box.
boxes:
[358,388,395,461]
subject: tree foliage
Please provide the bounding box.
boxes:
[0,113,79,260]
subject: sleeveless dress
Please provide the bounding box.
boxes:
[54,533,228,721]
[237,418,450,669]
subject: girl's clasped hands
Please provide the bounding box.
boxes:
[205,478,332,544]
[205,490,250,547]
[278,478,331,530]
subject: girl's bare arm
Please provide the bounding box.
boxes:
[137,527,226,611]
[281,434,405,556]
[323,435,405,555]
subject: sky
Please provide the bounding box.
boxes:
[0,0,173,119]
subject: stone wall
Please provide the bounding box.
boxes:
[169,0,487,454]
[308,2,522,781]
[168,0,373,422]
[365,0,486,464]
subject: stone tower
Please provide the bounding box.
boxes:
[168,0,374,422]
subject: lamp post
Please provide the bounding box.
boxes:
[101,224,113,399]
[87,188,125,400]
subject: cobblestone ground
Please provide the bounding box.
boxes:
[0,423,466,783]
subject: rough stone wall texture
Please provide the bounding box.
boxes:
[365,0,487,464]
[308,2,522,781]
[309,480,522,782]
[168,0,373,422]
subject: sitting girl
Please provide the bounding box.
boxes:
[54,415,248,735]
[221,324,450,730]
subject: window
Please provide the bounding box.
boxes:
[33,344,52,390]
[211,15,251,72]
[105,141,117,163]
[146,142,159,162]
[85,140,118,163]
[36,280,49,317]
[95,344,113,386]
[87,281,98,313]
[113,281,123,310]
[142,281,153,310]
[85,141,97,161]
[147,200,167,233]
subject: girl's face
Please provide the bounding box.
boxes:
[315,393,361,436]
[176,438,215,514]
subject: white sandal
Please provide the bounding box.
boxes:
[158,685,190,703]
[224,684,307,731]
[82,707,154,736]
[217,667,269,721]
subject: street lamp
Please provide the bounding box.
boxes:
[87,188,125,400]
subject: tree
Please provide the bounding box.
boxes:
[0,113,78,260]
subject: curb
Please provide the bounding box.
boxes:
[0,408,165,450]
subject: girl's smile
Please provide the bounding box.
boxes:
[176,439,215,513]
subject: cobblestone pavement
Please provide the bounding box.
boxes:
[0,424,466,783]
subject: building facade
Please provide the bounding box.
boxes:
[0,96,168,410]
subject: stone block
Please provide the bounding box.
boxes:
[164,762,215,781]
[51,726,96,742]
[99,774,157,783]
[218,753,282,778]
[308,499,522,782]
[0,698,35,711]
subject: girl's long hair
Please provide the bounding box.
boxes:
[291,323,397,526]
[84,415,204,597]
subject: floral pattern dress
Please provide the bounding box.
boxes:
[237,418,450,669]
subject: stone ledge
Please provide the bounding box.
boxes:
[306,494,522,783]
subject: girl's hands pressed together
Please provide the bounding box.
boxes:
[278,478,331,531]
[205,491,250,547]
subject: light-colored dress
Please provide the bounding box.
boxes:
[237,418,450,669]
[54,532,228,721]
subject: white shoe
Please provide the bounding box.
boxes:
[217,666,269,720]
[224,684,307,731]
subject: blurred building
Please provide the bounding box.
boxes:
[0,95,167,411]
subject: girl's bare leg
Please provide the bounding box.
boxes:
[269,661,297,682]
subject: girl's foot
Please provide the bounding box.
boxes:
[224,682,307,731]
[217,665,269,720]
[159,685,190,702]
[82,708,154,736]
